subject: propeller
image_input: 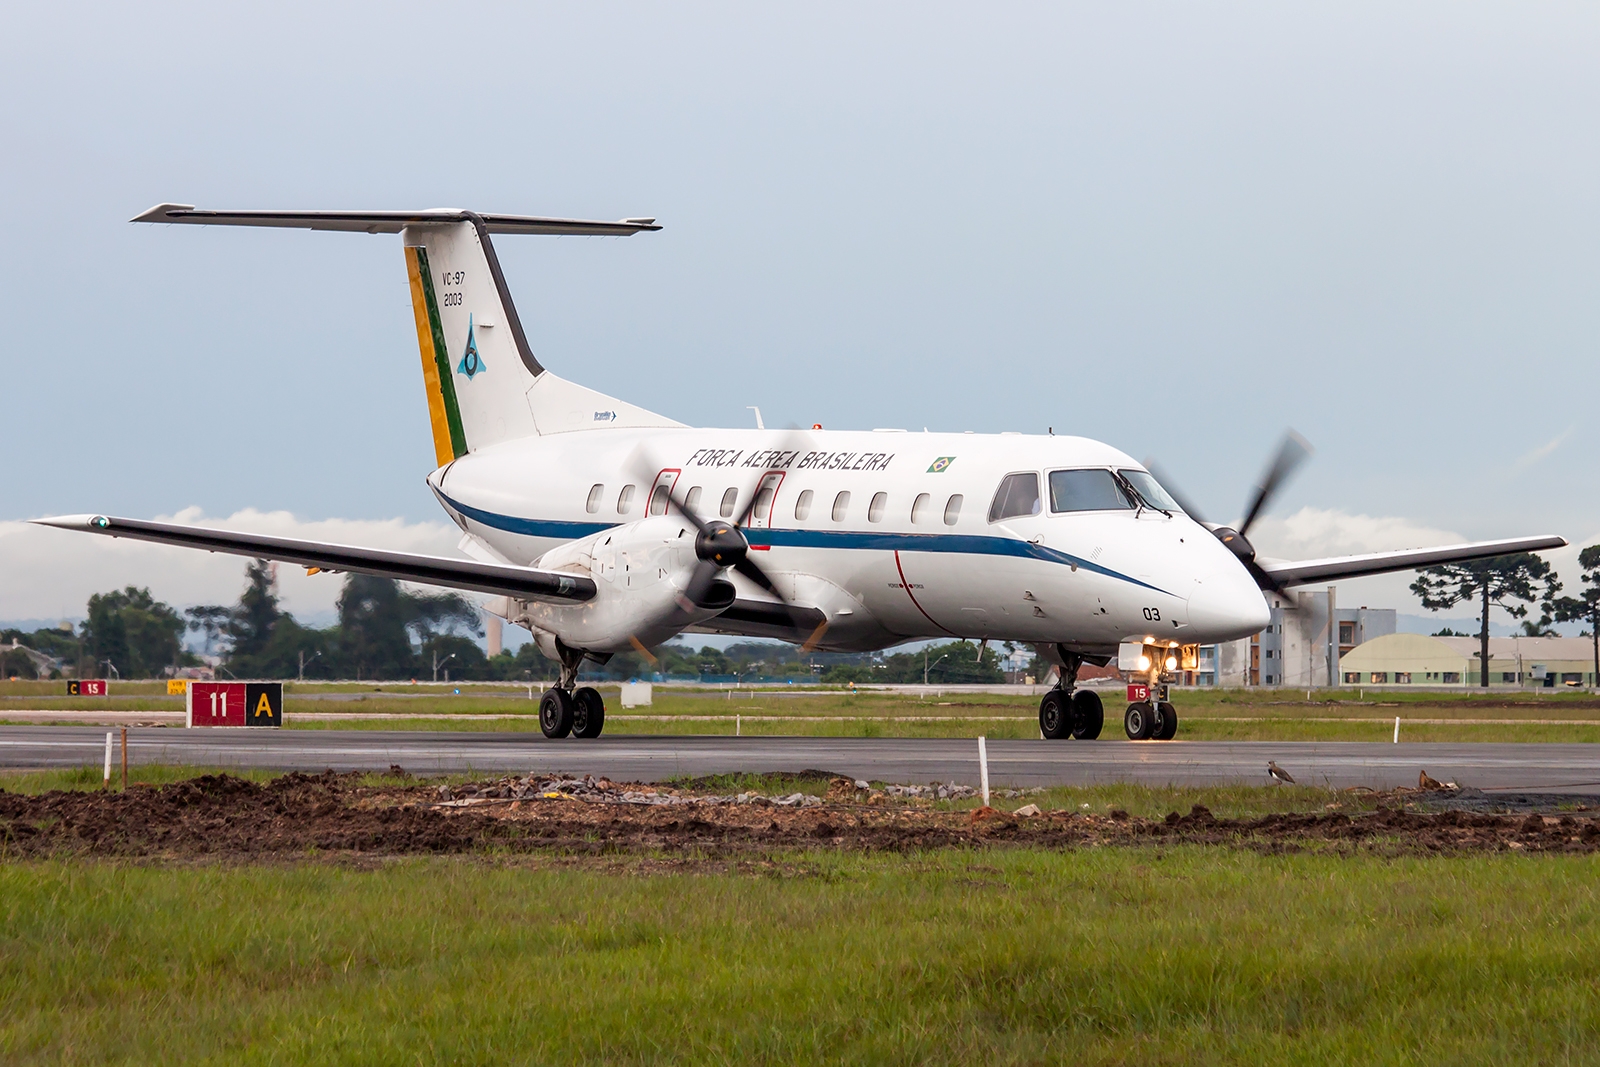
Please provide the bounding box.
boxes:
[1149,430,1312,598]
[634,441,831,651]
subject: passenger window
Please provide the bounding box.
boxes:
[794,489,814,521]
[832,491,851,522]
[684,486,702,514]
[719,488,738,518]
[868,492,887,523]
[1048,469,1134,513]
[586,484,604,514]
[617,484,635,515]
[988,473,1041,523]
[648,484,669,516]
[944,494,963,525]
[910,492,931,524]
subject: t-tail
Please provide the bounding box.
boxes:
[133,205,683,467]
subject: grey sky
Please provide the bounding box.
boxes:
[3,3,1597,613]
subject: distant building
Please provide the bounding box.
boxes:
[1339,633,1597,687]
[1216,590,1395,687]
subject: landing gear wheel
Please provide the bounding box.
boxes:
[1039,691,1071,739]
[572,686,606,739]
[1153,700,1178,741]
[539,688,574,739]
[1070,690,1104,740]
[1124,701,1155,741]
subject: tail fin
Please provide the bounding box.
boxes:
[133,205,684,466]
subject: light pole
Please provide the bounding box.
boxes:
[923,651,947,685]
[101,659,120,680]
[298,649,322,682]
[432,650,456,683]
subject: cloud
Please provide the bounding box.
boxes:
[0,508,460,624]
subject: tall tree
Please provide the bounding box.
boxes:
[1411,554,1561,687]
[81,587,188,678]
[225,560,283,666]
[334,575,482,680]
[1548,545,1600,686]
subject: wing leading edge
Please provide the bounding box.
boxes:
[31,515,596,602]
[1258,535,1568,588]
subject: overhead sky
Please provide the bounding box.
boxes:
[2,1,1597,629]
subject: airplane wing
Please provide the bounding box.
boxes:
[1258,535,1567,588]
[31,515,596,602]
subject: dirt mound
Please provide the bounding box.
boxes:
[3,775,1598,861]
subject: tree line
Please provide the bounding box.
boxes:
[0,560,1006,684]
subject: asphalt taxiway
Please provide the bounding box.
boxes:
[1,726,1597,792]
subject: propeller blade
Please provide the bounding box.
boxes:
[732,556,777,594]
[680,559,723,609]
[1238,430,1312,538]
[1143,461,1208,525]
[1243,556,1296,600]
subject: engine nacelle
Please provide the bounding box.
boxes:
[494,516,734,654]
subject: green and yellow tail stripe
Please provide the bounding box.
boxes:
[404,246,468,464]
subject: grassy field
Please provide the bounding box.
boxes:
[2,849,1598,1064]
[6,680,1600,741]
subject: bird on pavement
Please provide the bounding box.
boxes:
[1419,770,1443,790]
[1267,761,1295,785]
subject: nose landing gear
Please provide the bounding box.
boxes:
[1038,650,1105,740]
[1124,679,1179,741]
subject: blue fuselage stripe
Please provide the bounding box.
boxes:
[440,492,1170,596]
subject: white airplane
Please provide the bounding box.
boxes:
[37,204,1567,741]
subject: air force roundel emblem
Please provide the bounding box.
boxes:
[457,315,487,379]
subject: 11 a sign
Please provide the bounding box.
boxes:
[186,682,283,727]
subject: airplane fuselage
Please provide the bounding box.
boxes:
[429,426,1273,654]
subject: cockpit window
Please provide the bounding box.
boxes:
[988,472,1042,522]
[1119,470,1183,513]
[1048,469,1134,513]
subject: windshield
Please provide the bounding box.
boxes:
[1048,469,1134,512]
[1118,469,1183,513]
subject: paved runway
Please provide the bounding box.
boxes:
[2,726,1598,792]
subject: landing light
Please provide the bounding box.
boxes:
[1137,655,1151,671]
[1164,655,1178,671]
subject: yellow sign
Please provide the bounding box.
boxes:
[167,679,188,695]
[255,693,273,717]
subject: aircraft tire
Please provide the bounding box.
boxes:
[1070,690,1104,740]
[540,688,575,739]
[1153,700,1178,741]
[1124,701,1155,741]
[1039,691,1071,739]
[572,686,606,739]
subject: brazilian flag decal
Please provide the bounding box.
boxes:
[928,456,956,473]
[404,245,468,464]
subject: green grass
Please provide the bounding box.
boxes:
[3,850,1599,1064]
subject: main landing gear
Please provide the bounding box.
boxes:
[539,641,608,740]
[1038,650,1105,740]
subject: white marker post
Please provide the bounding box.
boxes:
[978,735,990,806]
[102,731,113,789]
[1394,716,1400,744]
[736,714,741,737]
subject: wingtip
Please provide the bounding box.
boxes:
[131,203,195,224]
[30,514,111,530]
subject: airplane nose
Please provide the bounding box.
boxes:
[1186,565,1271,642]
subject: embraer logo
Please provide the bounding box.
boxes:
[457,315,486,379]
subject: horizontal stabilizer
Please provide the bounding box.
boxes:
[1259,535,1568,588]
[132,204,661,236]
[32,515,596,602]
